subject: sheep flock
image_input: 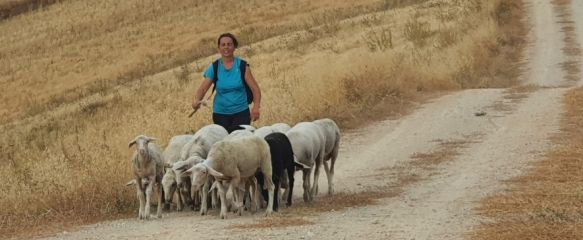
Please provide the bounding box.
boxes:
[126,118,341,220]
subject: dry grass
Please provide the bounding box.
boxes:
[471,87,583,240]
[411,136,481,167]
[486,85,538,113]
[0,0,526,238]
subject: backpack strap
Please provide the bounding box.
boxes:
[240,60,253,104]
[210,59,219,94]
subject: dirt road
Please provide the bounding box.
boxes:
[39,1,581,239]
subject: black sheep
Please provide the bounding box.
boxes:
[256,132,298,211]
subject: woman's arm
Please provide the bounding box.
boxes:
[192,78,213,110]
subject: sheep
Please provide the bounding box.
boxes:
[179,124,229,162]
[253,123,291,139]
[256,132,308,211]
[184,136,275,219]
[174,124,228,214]
[285,122,326,202]
[128,135,165,219]
[252,123,293,204]
[271,123,291,133]
[312,118,341,196]
[224,128,259,211]
[160,135,193,211]
[224,127,254,140]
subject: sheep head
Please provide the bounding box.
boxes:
[161,171,177,202]
[184,163,224,192]
[128,135,157,158]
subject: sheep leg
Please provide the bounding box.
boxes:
[164,184,175,211]
[237,182,246,215]
[281,171,289,206]
[251,177,259,213]
[156,182,163,218]
[242,180,250,212]
[330,138,339,195]
[229,183,239,213]
[263,172,275,216]
[225,181,233,212]
[180,185,192,211]
[175,185,183,211]
[255,172,268,208]
[327,155,337,195]
[228,176,243,216]
[200,181,209,215]
[302,168,312,202]
[273,176,280,212]
[185,180,194,210]
[144,177,154,220]
[136,179,146,219]
[217,181,228,219]
[323,160,332,195]
[311,157,323,198]
[286,166,295,207]
[192,189,200,211]
[211,186,219,209]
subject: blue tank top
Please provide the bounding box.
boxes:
[203,57,249,115]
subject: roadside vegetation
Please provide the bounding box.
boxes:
[472,0,583,239]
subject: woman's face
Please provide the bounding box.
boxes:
[218,37,235,58]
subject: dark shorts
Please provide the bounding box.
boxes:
[212,109,250,133]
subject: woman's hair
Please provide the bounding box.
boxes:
[217,33,238,48]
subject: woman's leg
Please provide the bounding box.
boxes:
[213,109,250,133]
[229,109,251,132]
[212,112,233,133]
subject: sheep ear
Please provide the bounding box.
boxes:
[148,137,157,142]
[183,166,195,175]
[206,166,224,178]
[128,140,137,148]
[125,179,137,186]
[174,161,191,172]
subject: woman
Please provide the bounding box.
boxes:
[191,33,261,133]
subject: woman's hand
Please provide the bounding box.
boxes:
[251,105,260,122]
[192,100,203,111]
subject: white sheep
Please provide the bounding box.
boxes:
[271,123,291,133]
[179,124,229,162]
[127,135,165,219]
[312,118,341,196]
[224,128,254,140]
[285,122,326,202]
[184,136,275,219]
[254,123,291,139]
[174,124,228,214]
[161,135,193,211]
[216,126,259,213]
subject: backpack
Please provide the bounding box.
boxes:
[211,59,253,104]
